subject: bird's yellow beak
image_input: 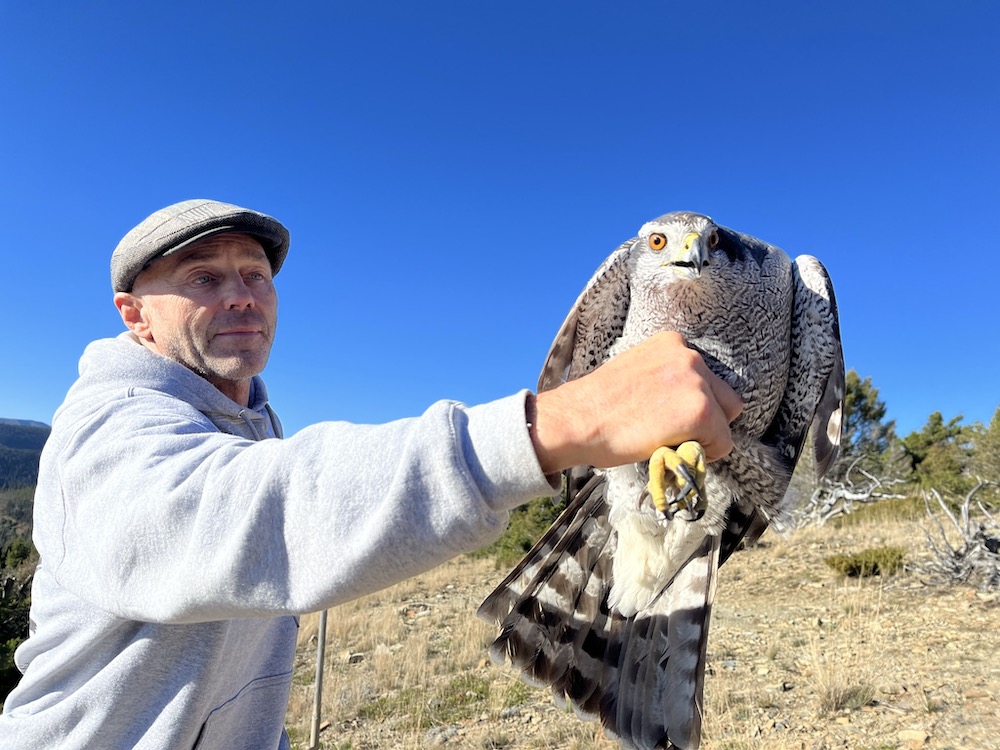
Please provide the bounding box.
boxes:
[662,232,708,277]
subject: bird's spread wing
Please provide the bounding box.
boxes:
[538,238,635,392]
[715,240,844,559]
[477,476,618,717]
[792,255,845,479]
[535,237,634,507]
[763,255,845,491]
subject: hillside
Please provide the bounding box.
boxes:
[0,418,50,430]
[0,420,44,697]
[285,516,999,750]
[0,421,49,491]
[0,419,46,548]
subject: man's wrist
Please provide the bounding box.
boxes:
[527,389,588,475]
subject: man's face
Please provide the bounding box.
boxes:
[115,232,278,403]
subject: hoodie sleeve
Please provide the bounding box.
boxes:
[41,389,559,623]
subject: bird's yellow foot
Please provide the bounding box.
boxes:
[647,441,707,520]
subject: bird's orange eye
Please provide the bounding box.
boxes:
[648,233,667,252]
[708,230,719,249]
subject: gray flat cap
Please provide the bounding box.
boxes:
[111,199,290,292]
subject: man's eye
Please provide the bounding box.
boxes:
[193,275,215,285]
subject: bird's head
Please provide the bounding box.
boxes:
[634,212,720,283]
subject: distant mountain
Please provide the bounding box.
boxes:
[0,418,49,429]
[0,421,50,490]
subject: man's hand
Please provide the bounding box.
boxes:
[528,331,743,474]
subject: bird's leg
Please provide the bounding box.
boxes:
[646,441,706,520]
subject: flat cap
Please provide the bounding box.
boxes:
[111,199,290,292]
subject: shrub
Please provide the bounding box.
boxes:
[825,546,906,577]
[830,495,925,527]
[473,495,565,567]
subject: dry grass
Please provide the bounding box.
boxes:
[808,582,887,715]
[699,524,903,743]
[285,558,534,749]
[286,517,1000,749]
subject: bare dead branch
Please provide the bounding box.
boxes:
[788,462,906,529]
[916,481,1000,590]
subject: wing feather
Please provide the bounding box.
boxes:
[477,478,618,709]
[763,255,845,481]
[538,238,636,392]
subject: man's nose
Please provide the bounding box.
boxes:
[221,274,256,309]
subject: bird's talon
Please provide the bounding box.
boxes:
[647,442,707,520]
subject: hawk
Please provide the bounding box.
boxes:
[478,212,844,750]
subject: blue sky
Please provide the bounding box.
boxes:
[2,1,997,438]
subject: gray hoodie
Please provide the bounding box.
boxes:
[1,333,556,748]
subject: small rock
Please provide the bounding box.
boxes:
[898,728,929,748]
[425,725,461,745]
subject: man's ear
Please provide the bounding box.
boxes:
[114,292,153,341]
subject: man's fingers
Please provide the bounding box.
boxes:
[700,425,735,464]
[708,371,744,424]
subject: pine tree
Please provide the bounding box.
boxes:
[901,411,974,496]
[829,370,898,481]
[969,405,1000,502]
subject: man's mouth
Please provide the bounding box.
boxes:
[213,314,267,338]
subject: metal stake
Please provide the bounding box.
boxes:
[309,608,328,749]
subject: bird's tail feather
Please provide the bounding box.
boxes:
[479,477,721,750]
[600,533,719,750]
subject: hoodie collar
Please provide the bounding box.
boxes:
[77,333,275,429]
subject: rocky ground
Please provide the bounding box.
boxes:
[284,516,1000,750]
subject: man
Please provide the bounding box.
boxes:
[0,199,741,748]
